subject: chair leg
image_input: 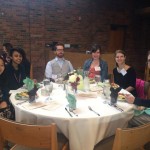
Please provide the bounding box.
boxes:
[62,142,69,150]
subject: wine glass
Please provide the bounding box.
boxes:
[103,86,110,98]
[95,75,101,85]
[45,83,53,101]
[43,78,50,86]
[103,80,111,104]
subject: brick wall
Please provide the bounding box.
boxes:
[0,0,149,80]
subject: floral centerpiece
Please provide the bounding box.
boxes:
[110,83,121,105]
[66,70,83,110]
[68,72,83,92]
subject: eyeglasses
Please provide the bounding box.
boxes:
[56,49,64,51]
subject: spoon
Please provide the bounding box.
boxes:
[88,106,100,116]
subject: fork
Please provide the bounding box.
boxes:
[88,106,100,116]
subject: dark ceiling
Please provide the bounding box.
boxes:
[135,0,150,9]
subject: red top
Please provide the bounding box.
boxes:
[88,67,100,79]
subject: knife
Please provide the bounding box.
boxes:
[114,105,124,112]
[65,107,73,117]
[16,100,28,105]
[108,103,124,112]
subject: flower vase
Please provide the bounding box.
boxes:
[66,84,77,110]
[110,87,121,105]
[28,86,38,103]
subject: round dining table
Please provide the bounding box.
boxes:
[10,83,134,150]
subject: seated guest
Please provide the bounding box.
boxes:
[19,48,31,78]
[0,57,15,120]
[125,94,150,127]
[113,50,137,96]
[1,42,13,65]
[126,95,150,107]
[45,42,74,81]
[83,44,108,82]
[125,51,150,126]
[5,47,26,90]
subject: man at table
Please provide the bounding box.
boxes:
[45,42,74,81]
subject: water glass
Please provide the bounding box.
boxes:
[110,96,118,105]
[45,83,53,100]
[103,86,111,99]
[95,75,101,83]
[43,79,50,86]
[83,71,89,78]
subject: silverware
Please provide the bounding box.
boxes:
[69,109,78,117]
[114,105,124,112]
[108,103,124,112]
[16,100,28,105]
[88,106,100,116]
[65,107,73,117]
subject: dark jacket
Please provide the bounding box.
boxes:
[5,63,26,90]
[134,98,150,107]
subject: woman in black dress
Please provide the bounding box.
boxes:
[113,50,137,96]
[5,47,27,90]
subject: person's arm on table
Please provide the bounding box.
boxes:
[125,94,150,107]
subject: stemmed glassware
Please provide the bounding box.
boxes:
[45,83,53,101]
[103,79,111,104]
[95,75,101,85]
[43,79,53,101]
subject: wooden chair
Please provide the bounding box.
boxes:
[144,81,150,99]
[112,123,150,150]
[30,63,33,79]
[0,117,68,150]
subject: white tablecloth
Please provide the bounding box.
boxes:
[10,84,134,150]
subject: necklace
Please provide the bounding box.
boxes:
[14,72,21,83]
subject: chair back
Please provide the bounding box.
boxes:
[112,123,150,150]
[30,63,33,79]
[0,117,58,150]
[144,81,150,99]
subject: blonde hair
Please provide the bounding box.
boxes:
[115,50,126,57]
[115,50,126,67]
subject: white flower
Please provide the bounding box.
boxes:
[69,74,77,83]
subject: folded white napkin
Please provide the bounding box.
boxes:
[42,101,62,111]
[22,102,46,110]
[77,91,97,98]
[119,89,131,95]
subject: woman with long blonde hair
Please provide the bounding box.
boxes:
[113,50,137,96]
